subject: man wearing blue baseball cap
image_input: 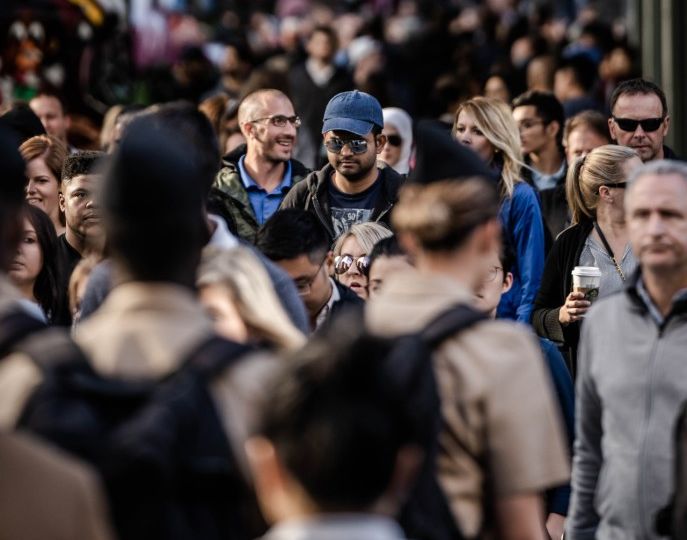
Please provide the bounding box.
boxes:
[281,90,404,239]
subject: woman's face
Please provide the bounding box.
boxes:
[454,110,496,164]
[199,284,249,343]
[9,218,43,291]
[336,235,369,300]
[381,124,402,167]
[25,157,61,227]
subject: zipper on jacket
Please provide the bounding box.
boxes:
[311,192,336,239]
[375,201,394,223]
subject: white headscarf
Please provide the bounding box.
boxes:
[382,107,413,175]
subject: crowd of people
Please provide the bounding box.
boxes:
[1,4,687,540]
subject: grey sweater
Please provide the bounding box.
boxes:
[567,274,687,539]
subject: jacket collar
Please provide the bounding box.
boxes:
[625,267,687,321]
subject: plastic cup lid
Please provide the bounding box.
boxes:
[572,266,602,277]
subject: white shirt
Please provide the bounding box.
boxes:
[315,278,340,330]
[207,214,239,250]
[260,515,406,540]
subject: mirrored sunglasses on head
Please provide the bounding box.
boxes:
[334,254,371,276]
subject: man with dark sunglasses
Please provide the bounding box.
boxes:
[281,90,404,240]
[211,89,310,242]
[608,78,678,163]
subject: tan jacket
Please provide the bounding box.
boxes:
[0,432,114,540]
[366,270,570,538]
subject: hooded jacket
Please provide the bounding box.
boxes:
[280,162,404,240]
[210,145,310,242]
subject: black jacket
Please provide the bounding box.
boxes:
[531,219,593,375]
[280,162,404,240]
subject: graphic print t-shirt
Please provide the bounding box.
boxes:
[328,176,381,237]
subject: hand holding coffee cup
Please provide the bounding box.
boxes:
[559,267,602,325]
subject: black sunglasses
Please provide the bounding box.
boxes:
[334,254,371,276]
[598,182,628,193]
[612,116,664,133]
[325,138,368,155]
[386,134,403,147]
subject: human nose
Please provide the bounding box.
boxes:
[26,180,35,194]
[339,142,354,156]
[632,125,647,139]
[646,212,667,236]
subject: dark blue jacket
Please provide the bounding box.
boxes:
[497,182,546,323]
[540,337,575,516]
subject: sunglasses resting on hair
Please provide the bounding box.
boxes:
[612,116,664,132]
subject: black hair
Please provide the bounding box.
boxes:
[368,235,405,270]
[256,209,331,263]
[310,25,338,49]
[23,204,60,321]
[512,90,566,148]
[556,55,599,93]
[255,316,423,511]
[136,102,220,197]
[103,118,207,285]
[372,124,383,136]
[498,231,516,279]
[610,78,668,118]
[0,103,46,143]
[61,151,105,184]
[0,126,26,270]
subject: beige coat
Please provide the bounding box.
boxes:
[366,270,570,538]
[0,432,114,540]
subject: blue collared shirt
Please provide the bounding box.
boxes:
[238,156,292,225]
[636,276,687,326]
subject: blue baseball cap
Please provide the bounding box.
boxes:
[322,90,384,136]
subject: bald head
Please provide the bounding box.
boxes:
[238,89,293,129]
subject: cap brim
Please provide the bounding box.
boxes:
[322,117,375,136]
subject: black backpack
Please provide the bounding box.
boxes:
[391,303,488,540]
[17,334,265,540]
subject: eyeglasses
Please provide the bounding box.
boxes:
[483,265,503,283]
[612,116,664,133]
[294,257,326,296]
[386,134,403,147]
[250,115,302,128]
[334,254,370,276]
[516,119,545,131]
[325,138,369,155]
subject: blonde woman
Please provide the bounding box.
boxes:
[453,96,545,323]
[198,246,306,351]
[331,222,393,300]
[532,144,642,372]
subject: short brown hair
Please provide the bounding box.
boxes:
[563,110,611,147]
[19,135,67,182]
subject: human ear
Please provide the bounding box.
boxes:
[375,134,387,154]
[58,191,66,212]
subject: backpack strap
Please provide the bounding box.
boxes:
[0,310,47,358]
[421,304,488,348]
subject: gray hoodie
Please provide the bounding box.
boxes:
[567,273,687,539]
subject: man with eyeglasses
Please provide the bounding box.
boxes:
[512,90,569,239]
[211,89,310,242]
[257,209,362,332]
[281,90,404,240]
[608,78,678,163]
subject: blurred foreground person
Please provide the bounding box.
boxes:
[198,246,306,351]
[19,120,277,540]
[0,126,114,540]
[366,125,569,539]
[568,161,687,540]
[246,318,423,540]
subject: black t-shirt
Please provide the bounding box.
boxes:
[54,234,82,325]
[328,174,382,237]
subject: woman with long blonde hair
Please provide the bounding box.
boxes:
[198,246,306,351]
[453,96,545,323]
[532,144,642,372]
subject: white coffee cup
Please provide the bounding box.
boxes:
[572,266,602,302]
